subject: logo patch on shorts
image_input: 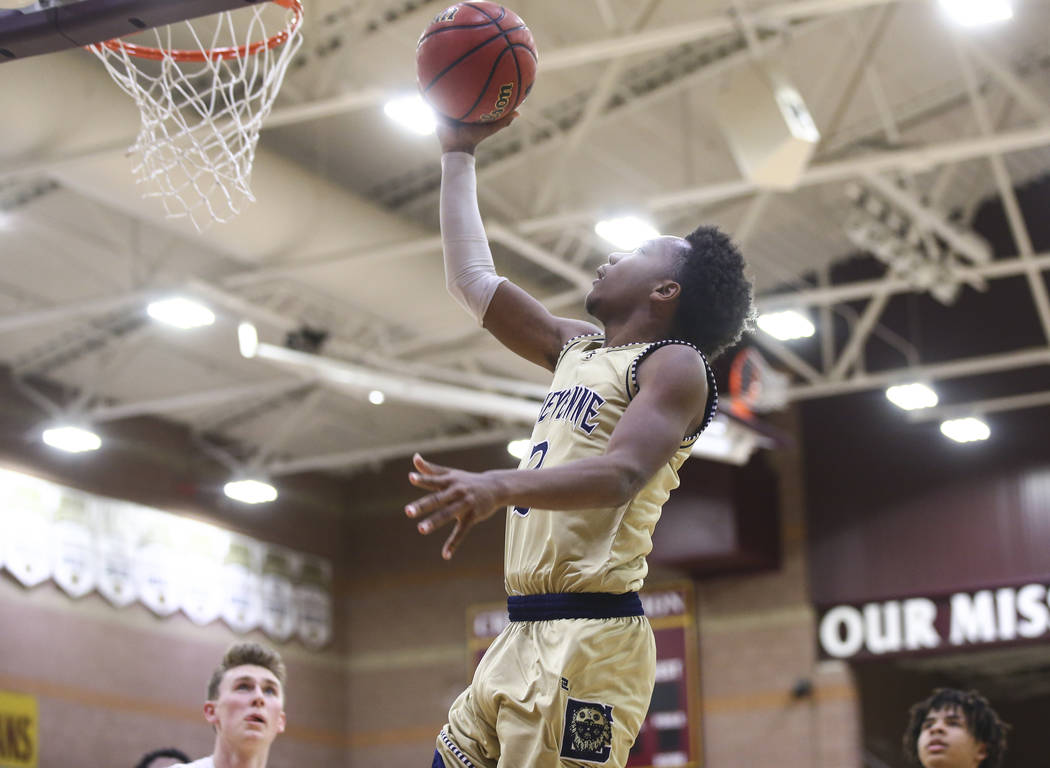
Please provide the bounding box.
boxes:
[561,697,614,763]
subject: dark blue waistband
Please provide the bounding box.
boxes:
[507,592,644,621]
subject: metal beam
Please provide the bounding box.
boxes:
[83,379,308,422]
[953,36,1050,343]
[907,389,1050,422]
[861,172,991,264]
[267,427,519,476]
[757,251,1050,310]
[253,342,543,423]
[788,347,1050,401]
[519,123,1050,234]
[828,288,891,380]
[0,288,155,334]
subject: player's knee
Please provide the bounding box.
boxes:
[432,748,447,768]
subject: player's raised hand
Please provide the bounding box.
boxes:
[405,453,503,560]
[435,111,519,155]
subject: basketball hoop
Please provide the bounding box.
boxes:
[88,0,304,231]
[728,347,790,419]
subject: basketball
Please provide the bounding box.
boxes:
[416,2,538,124]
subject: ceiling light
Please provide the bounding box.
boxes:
[383,95,437,136]
[885,382,938,410]
[506,439,530,459]
[42,425,101,453]
[368,390,385,405]
[238,322,259,358]
[594,216,660,250]
[940,417,990,443]
[223,478,278,504]
[756,310,815,340]
[939,0,1012,26]
[147,297,215,329]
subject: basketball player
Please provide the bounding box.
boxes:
[406,113,753,768]
[903,688,1009,768]
[170,642,287,768]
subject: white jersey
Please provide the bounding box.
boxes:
[171,758,214,768]
[504,334,716,596]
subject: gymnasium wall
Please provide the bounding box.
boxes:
[0,371,354,768]
[0,362,862,768]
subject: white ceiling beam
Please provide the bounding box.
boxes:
[245,386,326,473]
[84,379,308,422]
[953,37,1050,344]
[539,0,907,71]
[827,288,891,380]
[0,288,155,334]
[958,39,1050,123]
[518,123,1050,234]
[907,390,1050,422]
[758,251,1050,310]
[266,427,519,476]
[252,342,542,423]
[788,347,1050,400]
[861,172,991,264]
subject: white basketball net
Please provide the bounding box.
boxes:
[89,1,303,231]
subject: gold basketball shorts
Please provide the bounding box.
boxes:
[436,592,656,768]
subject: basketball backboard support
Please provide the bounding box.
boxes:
[0,0,270,62]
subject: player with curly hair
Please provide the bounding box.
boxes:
[407,112,753,768]
[903,688,1010,768]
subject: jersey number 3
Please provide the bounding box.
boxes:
[513,440,549,517]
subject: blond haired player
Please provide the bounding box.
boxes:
[171,642,287,768]
[408,113,753,768]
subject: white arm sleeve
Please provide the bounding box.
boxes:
[440,151,508,325]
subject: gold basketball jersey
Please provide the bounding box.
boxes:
[504,334,716,596]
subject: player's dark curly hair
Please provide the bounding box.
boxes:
[902,688,1009,768]
[670,225,754,360]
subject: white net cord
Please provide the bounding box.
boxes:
[89,2,303,231]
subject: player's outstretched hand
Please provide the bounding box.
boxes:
[405,453,503,560]
[436,111,519,155]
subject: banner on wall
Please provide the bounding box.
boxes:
[0,467,333,648]
[467,582,701,768]
[816,580,1050,660]
[0,690,38,768]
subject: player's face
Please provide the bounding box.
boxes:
[917,707,987,768]
[585,235,686,319]
[204,664,286,750]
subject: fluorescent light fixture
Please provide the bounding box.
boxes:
[223,478,278,504]
[940,417,990,443]
[886,382,939,410]
[42,425,101,453]
[368,389,385,405]
[383,95,437,136]
[756,310,815,340]
[147,297,215,329]
[238,322,259,358]
[939,0,1012,26]
[594,216,660,250]
[506,439,530,459]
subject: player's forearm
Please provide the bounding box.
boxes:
[487,455,648,511]
[440,152,507,323]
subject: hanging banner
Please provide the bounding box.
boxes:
[222,539,263,634]
[96,502,138,608]
[467,582,701,768]
[178,519,230,626]
[1,475,56,588]
[0,467,333,647]
[296,557,333,649]
[0,690,38,768]
[51,489,96,599]
[260,550,298,642]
